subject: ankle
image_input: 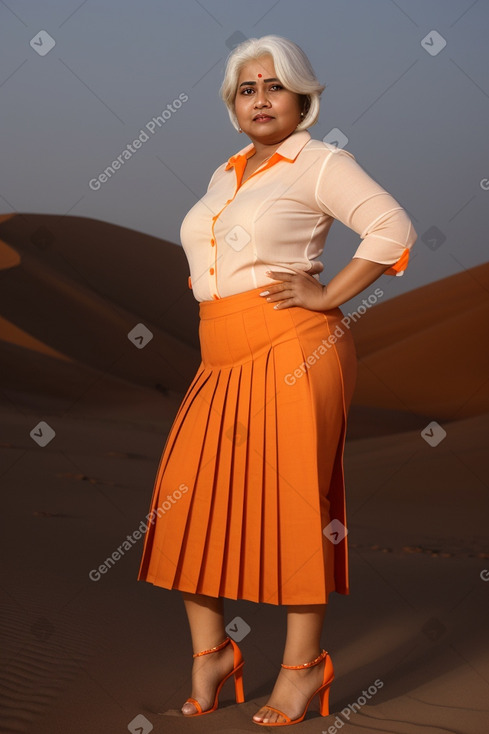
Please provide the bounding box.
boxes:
[192,636,230,657]
[281,647,323,669]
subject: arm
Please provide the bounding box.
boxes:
[320,257,391,310]
[315,148,417,299]
[263,147,417,312]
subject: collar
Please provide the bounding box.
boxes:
[224,129,311,170]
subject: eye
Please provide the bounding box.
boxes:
[239,83,284,95]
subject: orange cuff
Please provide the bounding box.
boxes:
[383,246,410,276]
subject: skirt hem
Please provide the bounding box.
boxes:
[137,575,350,606]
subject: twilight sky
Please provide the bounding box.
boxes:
[1,0,488,307]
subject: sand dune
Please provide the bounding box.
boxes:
[0,212,201,349]
[1,213,487,434]
[1,213,488,732]
[0,214,202,415]
[349,262,489,420]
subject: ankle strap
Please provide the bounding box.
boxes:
[192,636,230,658]
[281,648,327,670]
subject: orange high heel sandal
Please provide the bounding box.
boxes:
[253,648,334,726]
[183,636,245,716]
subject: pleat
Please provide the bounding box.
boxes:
[194,365,239,596]
[244,347,271,602]
[138,286,356,605]
[289,309,350,599]
[316,311,352,595]
[260,346,280,603]
[175,367,233,593]
[137,363,210,583]
[274,331,329,604]
[219,360,250,598]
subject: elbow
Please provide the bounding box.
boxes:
[406,216,418,249]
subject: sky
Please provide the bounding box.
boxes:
[1,0,488,307]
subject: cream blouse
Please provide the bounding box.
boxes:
[180,129,417,302]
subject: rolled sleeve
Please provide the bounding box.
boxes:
[315,148,417,276]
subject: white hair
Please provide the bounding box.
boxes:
[220,35,325,132]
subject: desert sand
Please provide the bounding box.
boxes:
[0,214,488,733]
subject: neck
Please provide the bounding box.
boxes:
[252,143,279,159]
[249,129,298,158]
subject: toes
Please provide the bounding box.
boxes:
[181,701,198,716]
[253,706,269,722]
[253,706,286,724]
[268,710,286,724]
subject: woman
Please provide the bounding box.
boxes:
[137,35,416,726]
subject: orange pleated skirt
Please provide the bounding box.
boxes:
[137,284,357,605]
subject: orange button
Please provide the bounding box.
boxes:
[210,238,215,246]
[209,267,214,275]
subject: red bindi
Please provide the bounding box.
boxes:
[257,73,262,78]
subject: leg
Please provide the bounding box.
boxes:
[182,590,225,652]
[252,604,327,724]
[180,591,236,715]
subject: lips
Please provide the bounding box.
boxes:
[253,114,274,121]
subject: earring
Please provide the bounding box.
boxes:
[238,127,242,133]
[300,112,304,117]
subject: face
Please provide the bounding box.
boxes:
[234,54,304,147]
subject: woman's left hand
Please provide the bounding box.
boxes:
[260,268,329,311]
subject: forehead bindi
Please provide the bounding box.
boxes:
[238,65,280,88]
[238,57,275,80]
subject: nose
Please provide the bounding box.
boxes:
[254,87,271,108]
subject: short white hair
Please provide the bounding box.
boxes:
[220,35,325,132]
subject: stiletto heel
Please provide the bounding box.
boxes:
[234,663,245,703]
[183,636,245,716]
[318,679,332,716]
[253,648,334,726]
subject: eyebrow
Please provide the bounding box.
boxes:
[238,77,280,87]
